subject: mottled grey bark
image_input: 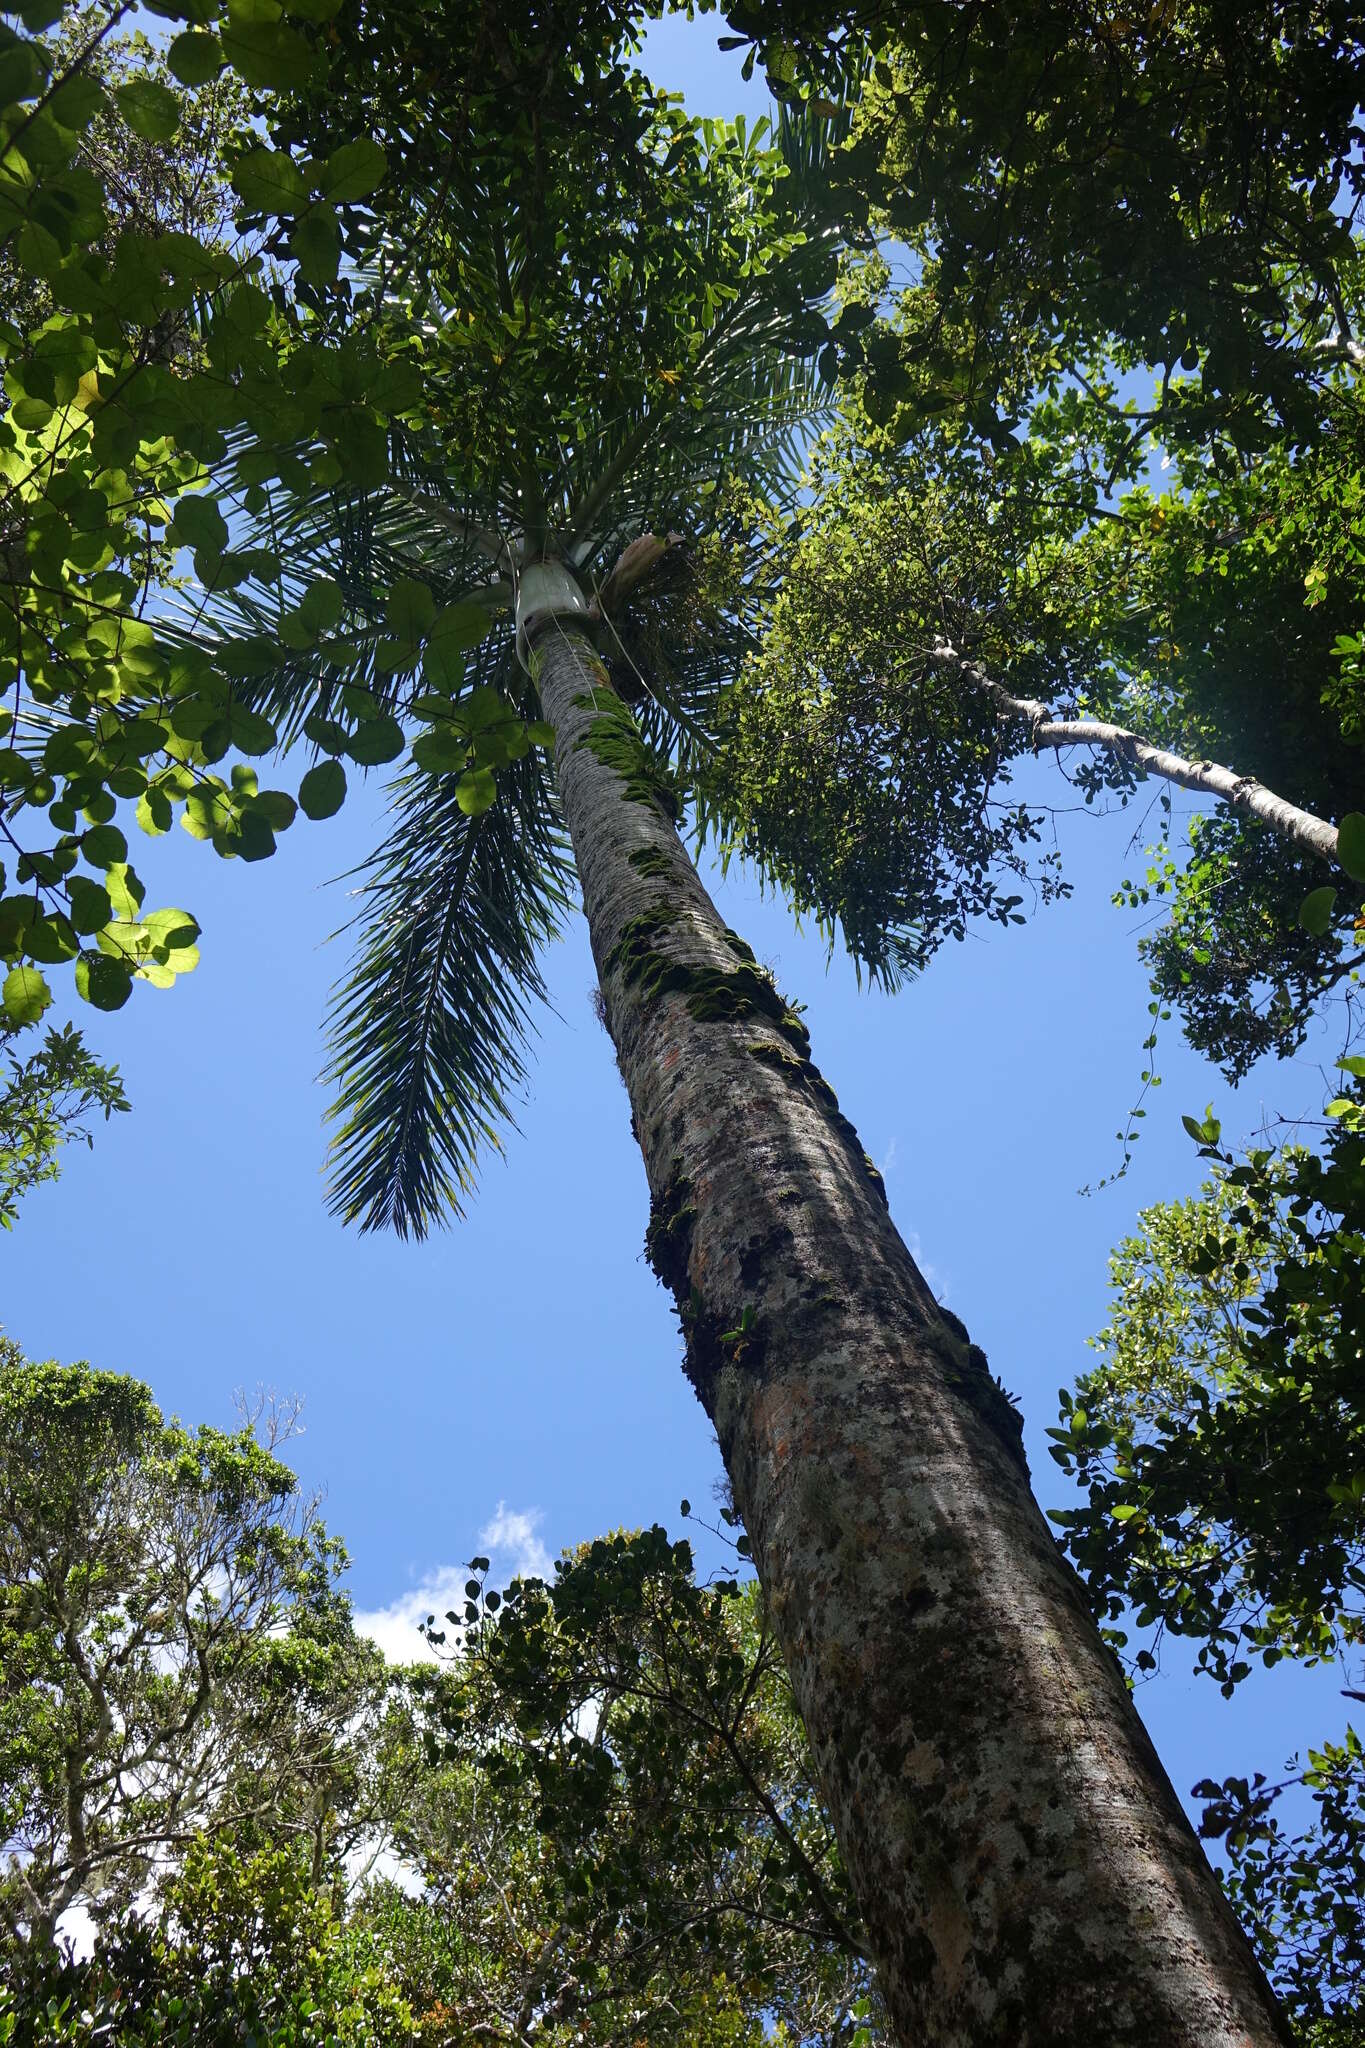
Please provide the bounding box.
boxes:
[932,640,1344,869]
[528,604,1290,2047]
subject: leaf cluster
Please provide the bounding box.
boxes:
[702,428,1076,981]
[400,1522,879,2046]
[0,1344,395,1958]
[1049,1084,1365,1694]
[0,1015,125,1224]
[1193,1729,1365,2045]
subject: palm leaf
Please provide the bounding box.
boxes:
[160,100,838,1239]
[324,734,572,1237]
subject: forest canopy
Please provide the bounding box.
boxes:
[2,0,1363,2042]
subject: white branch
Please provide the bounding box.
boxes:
[932,641,1343,869]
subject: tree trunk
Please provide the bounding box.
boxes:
[528,604,1290,2047]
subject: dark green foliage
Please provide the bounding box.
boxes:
[1126,815,1358,1082]
[1051,1088,1365,1691]
[408,1523,880,2044]
[698,2,1365,1086]
[323,739,573,1237]
[2,1842,418,2046]
[1195,1734,1365,2046]
[705,434,1073,983]
[728,0,1365,459]
[0,1020,127,1225]
[1050,1089,1365,2037]
[0,1344,396,1957]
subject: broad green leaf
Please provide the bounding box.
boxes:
[220,17,319,91]
[142,908,200,950]
[298,759,346,818]
[1337,812,1365,883]
[24,915,78,964]
[105,863,145,918]
[0,42,45,103]
[1299,885,1337,937]
[298,578,344,635]
[10,396,54,430]
[231,145,310,216]
[290,206,340,286]
[114,79,181,142]
[142,0,218,18]
[2,964,51,1026]
[461,686,508,731]
[217,638,278,681]
[386,576,435,642]
[320,138,387,202]
[345,716,405,767]
[455,767,497,815]
[424,603,488,688]
[167,30,225,83]
[82,824,129,869]
[136,959,177,989]
[170,494,229,556]
[75,951,133,1011]
[411,728,468,776]
[0,898,37,954]
[369,359,423,413]
[228,705,279,754]
[234,812,276,862]
[374,637,419,677]
[67,876,112,934]
[252,790,297,830]
[137,788,173,836]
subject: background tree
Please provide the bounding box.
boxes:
[702,0,1365,1083]
[389,1521,879,2046]
[0,1017,125,1223]
[1,1837,422,2047]
[0,1353,889,2046]
[0,1345,399,1960]
[1047,1078,1365,2041]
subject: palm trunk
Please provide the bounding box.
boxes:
[527,603,1290,2047]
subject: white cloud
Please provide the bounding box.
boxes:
[878,1136,899,1176]
[345,1835,424,1900]
[56,1901,96,1961]
[354,1504,553,1666]
[354,1564,472,1664]
[904,1229,946,1304]
[478,1500,552,1582]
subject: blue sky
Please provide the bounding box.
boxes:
[5,11,1356,1843]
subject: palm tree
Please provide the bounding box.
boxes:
[203,40,1289,2045]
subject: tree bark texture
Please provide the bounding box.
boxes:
[530,609,1291,2047]
[932,640,1343,869]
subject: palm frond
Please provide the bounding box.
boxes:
[154,91,839,1239]
[323,735,572,1237]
